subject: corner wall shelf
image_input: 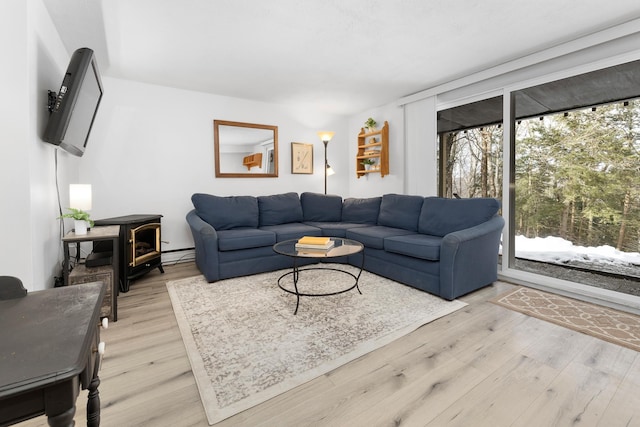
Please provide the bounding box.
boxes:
[356,121,389,178]
[242,153,262,170]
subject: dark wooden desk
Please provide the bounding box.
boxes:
[0,282,105,427]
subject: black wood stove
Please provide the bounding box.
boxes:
[93,214,164,292]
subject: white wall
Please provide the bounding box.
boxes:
[347,103,405,198]
[1,0,79,291]
[0,1,30,285]
[79,77,350,253]
[404,97,437,196]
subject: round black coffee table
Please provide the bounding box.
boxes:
[273,237,364,314]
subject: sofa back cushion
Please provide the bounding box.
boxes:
[341,197,381,224]
[377,194,425,231]
[258,192,303,226]
[191,193,259,230]
[300,192,342,221]
[419,197,501,236]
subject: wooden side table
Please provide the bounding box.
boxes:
[70,264,115,321]
[63,225,120,321]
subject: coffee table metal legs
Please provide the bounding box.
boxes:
[278,254,364,315]
[292,258,301,314]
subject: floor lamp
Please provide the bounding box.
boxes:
[317,131,335,194]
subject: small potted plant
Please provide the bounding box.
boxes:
[364,117,377,133]
[59,208,95,235]
[361,158,376,170]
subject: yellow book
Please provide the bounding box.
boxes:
[295,240,334,250]
[297,236,330,245]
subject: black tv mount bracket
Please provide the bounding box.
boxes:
[47,90,57,114]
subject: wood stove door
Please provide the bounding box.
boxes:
[129,223,161,267]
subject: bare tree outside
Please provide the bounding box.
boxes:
[441,124,503,200]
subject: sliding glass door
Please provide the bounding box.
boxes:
[438,60,640,297]
[511,60,640,296]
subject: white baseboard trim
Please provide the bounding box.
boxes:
[162,249,195,265]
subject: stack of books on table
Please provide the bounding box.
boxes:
[295,236,334,251]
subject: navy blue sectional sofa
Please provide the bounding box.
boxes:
[186,192,504,300]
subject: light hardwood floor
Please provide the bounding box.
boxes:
[17,262,640,426]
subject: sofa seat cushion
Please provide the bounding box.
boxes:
[218,246,283,264]
[301,192,342,221]
[341,197,381,224]
[217,228,276,251]
[303,222,369,237]
[346,226,414,249]
[384,234,443,261]
[377,194,425,231]
[192,193,258,230]
[419,197,501,237]
[259,223,322,242]
[258,192,303,226]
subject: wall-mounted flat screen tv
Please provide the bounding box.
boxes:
[43,47,103,157]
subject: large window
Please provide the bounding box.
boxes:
[437,60,640,297]
[512,101,640,294]
[438,96,503,199]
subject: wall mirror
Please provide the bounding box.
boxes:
[214,120,278,178]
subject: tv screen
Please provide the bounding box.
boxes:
[43,47,103,157]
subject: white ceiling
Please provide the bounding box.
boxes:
[44,0,640,115]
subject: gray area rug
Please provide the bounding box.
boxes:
[166,264,467,425]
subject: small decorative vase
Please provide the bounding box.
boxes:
[364,164,372,171]
[74,219,88,235]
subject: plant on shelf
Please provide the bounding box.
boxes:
[364,117,377,133]
[361,158,376,170]
[59,208,95,235]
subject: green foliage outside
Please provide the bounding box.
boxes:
[443,100,640,254]
[516,101,640,253]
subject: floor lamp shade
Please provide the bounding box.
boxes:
[317,131,335,143]
[69,184,92,210]
[318,132,335,194]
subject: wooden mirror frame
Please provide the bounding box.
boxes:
[214,120,279,178]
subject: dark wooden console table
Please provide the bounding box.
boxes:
[0,282,106,426]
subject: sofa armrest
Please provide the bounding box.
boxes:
[186,210,220,282]
[439,215,505,300]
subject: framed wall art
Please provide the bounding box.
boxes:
[291,142,313,174]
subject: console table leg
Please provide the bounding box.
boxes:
[47,406,75,427]
[86,376,101,427]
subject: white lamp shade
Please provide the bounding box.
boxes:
[317,131,335,142]
[326,166,336,176]
[69,184,92,210]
